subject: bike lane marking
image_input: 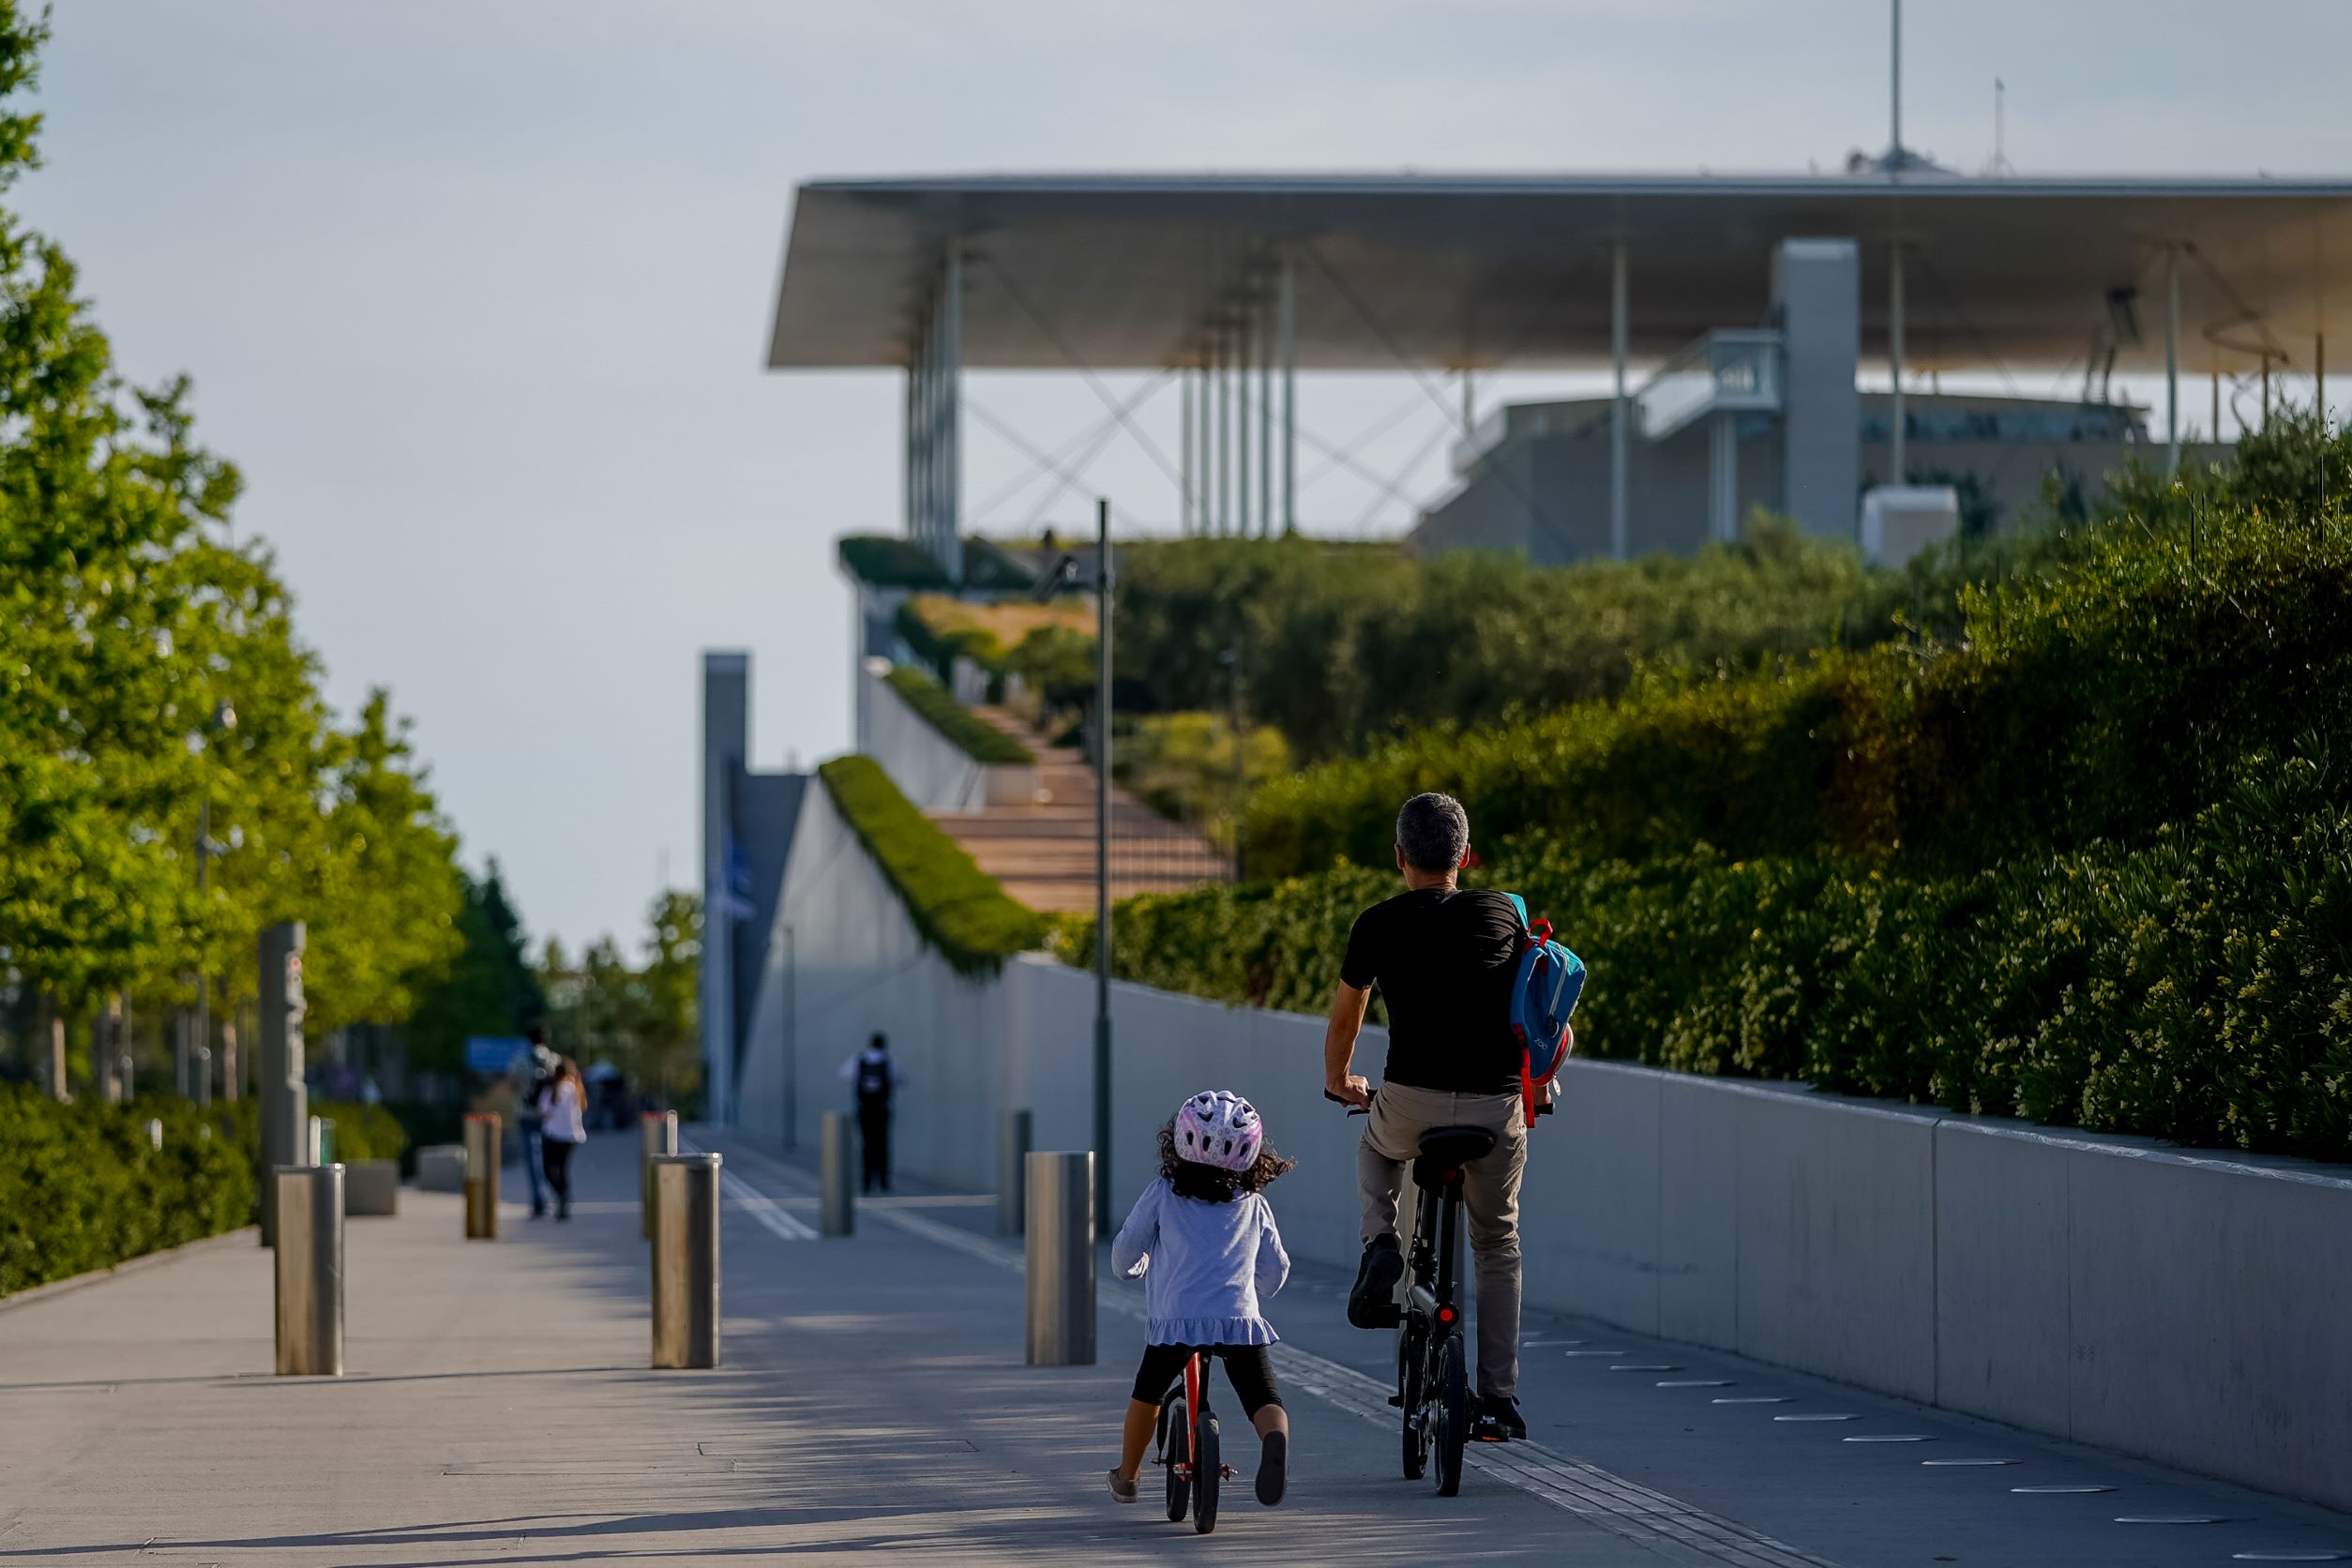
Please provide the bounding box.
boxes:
[710,1137,1842,1568]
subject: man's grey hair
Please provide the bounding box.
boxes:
[1395,792,1470,874]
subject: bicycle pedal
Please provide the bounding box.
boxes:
[1219,1465,1239,1480]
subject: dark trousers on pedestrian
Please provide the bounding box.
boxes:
[520,1117,547,1214]
[858,1105,891,1192]
[542,1138,576,1218]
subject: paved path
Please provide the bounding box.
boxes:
[1,1132,2345,1566]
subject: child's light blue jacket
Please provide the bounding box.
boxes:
[1111,1178,1290,1346]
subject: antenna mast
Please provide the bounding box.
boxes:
[1890,0,1903,158]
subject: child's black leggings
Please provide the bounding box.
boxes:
[1131,1343,1283,1419]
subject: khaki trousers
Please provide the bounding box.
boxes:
[1356,1082,1527,1401]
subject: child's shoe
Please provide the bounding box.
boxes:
[1256,1431,1288,1505]
[1106,1468,1138,1503]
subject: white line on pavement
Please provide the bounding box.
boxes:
[708,1135,1838,1568]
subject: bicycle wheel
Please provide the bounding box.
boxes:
[1163,1395,1191,1522]
[1193,1413,1221,1534]
[1434,1331,1469,1498]
[1397,1319,1429,1479]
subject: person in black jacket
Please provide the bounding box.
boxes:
[838,1033,907,1192]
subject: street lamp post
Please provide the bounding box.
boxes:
[1033,503,1116,1231]
[193,700,234,1107]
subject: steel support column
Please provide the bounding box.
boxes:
[1217,336,1232,535]
[1236,317,1253,538]
[2166,244,2181,476]
[1259,302,1274,537]
[1179,365,1195,533]
[1610,241,1629,560]
[1889,242,1907,486]
[939,251,962,581]
[1710,411,1738,544]
[1279,257,1297,535]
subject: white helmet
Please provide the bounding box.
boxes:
[1173,1090,1265,1172]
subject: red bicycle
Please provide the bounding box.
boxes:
[1156,1349,1234,1532]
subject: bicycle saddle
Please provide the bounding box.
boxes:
[1413,1125,1497,1187]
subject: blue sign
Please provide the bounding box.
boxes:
[465,1035,529,1075]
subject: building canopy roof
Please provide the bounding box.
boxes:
[766,173,2352,377]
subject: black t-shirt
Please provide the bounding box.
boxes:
[1339,887,1522,1095]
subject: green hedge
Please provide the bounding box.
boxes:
[309,1099,409,1166]
[818,755,1047,974]
[0,1089,258,1295]
[1071,745,2352,1162]
[882,665,1034,765]
[1244,491,2352,882]
[838,535,952,589]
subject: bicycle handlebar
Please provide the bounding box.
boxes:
[1323,1088,1371,1117]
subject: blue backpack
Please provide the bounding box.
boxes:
[1502,894,1586,1129]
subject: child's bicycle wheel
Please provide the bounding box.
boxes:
[1162,1394,1191,1522]
[1193,1412,1221,1534]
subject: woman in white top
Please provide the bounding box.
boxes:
[535,1057,589,1220]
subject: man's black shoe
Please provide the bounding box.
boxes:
[1347,1235,1404,1328]
[1474,1394,1527,1441]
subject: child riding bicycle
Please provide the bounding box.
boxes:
[1107,1091,1295,1509]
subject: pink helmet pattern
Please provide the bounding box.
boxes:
[1174,1090,1264,1172]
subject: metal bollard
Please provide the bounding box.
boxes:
[649,1153,722,1369]
[1024,1150,1095,1366]
[639,1110,678,1240]
[274,1164,344,1376]
[818,1112,854,1236]
[462,1112,500,1240]
[997,1108,1032,1235]
[307,1115,326,1165]
[145,1118,164,1153]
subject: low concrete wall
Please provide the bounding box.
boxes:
[739,845,2352,1510]
[343,1159,400,1216]
[858,658,1036,813]
[414,1145,464,1193]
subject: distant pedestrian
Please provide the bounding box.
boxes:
[535,1056,588,1220]
[838,1033,905,1193]
[517,1026,559,1219]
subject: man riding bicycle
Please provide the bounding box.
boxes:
[1323,791,1557,1443]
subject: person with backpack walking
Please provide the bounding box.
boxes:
[838,1033,905,1193]
[535,1055,589,1220]
[1322,792,1579,1444]
[1106,1090,1294,1509]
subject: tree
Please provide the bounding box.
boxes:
[403,865,543,1077]
[535,891,699,1108]
[0,3,469,1087]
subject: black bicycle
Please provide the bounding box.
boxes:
[1331,1090,1490,1497]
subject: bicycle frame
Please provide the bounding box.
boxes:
[1175,1352,1208,1480]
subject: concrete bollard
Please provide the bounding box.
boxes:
[274,1164,344,1376]
[639,1110,678,1241]
[1024,1151,1095,1366]
[463,1112,501,1240]
[997,1108,1033,1236]
[818,1111,854,1237]
[650,1153,722,1369]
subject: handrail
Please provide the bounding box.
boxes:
[1636,329,1785,441]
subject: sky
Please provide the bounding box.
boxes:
[20,0,2352,956]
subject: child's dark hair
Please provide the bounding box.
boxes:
[1157,1116,1296,1202]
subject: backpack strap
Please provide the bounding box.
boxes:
[1504,892,1529,933]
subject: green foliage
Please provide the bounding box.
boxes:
[401,866,544,1076]
[1114,712,1289,852]
[539,890,701,1110]
[308,1098,408,1165]
[818,756,1046,974]
[838,535,951,589]
[0,1085,256,1294]
[0,6,467,1048]
[1111,524,1922,761]
[1067,422,2352,1162]
[1245,488,2352,882]
[882,665,1035,765]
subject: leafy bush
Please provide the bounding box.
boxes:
[309,1098,409,1165]
[1245,494,2352,882]
[817,756,1047,974]
[1073,746,2352,1162]
[881,666,1035,765]
[0,1088,258,1295]
[838,535,952,589]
